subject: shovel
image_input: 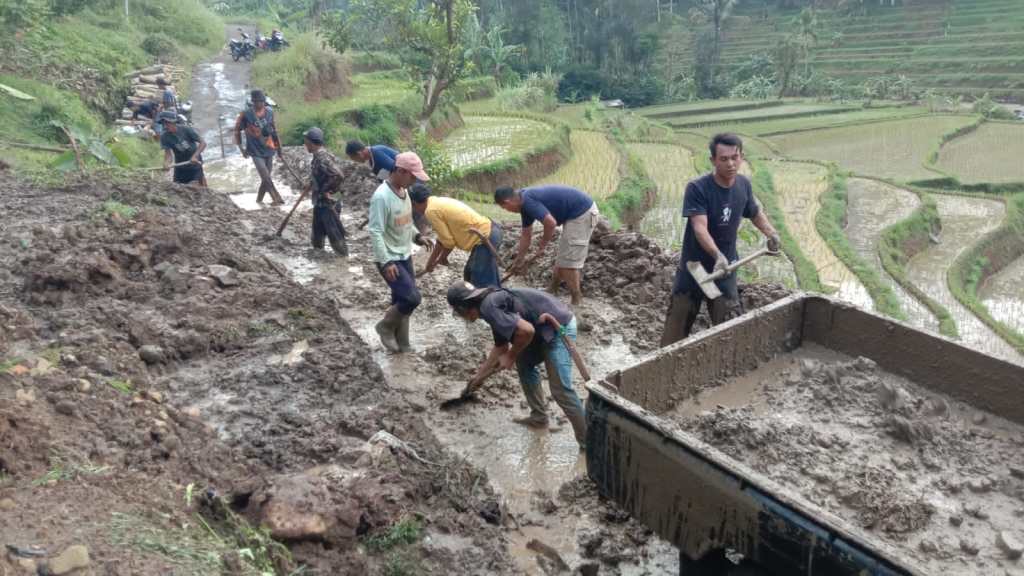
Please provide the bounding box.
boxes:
[439,364,502,410]
[687,247,772,300]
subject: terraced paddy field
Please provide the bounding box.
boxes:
[768,115,978,181]
[905,195,1023,363]
[845,178,936,330]
[936,122,1024,184]
[706,107,928,139]
[664,103,856,129]
[768,161,871,308]
[443,115,554,170]
[529,130,620,199]
[634,142,696,249]
[637,99,782,120]
[980,256,1024,335]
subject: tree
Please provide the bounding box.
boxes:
[773,35,801,97]
[481,23,522,84]
[793,7,818,76]
[690,0,737,94]
[349,0,476,124]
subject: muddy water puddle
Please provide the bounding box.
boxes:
[981,255,1024,336]
[845,178,937,329]
[906,195,1023,363]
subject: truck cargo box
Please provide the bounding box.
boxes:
[585,293,1024,575]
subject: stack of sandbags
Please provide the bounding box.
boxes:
[119,64,185,120]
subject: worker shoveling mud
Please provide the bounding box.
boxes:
[670,343,1024,575]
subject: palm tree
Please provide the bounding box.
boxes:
[482,24,522,85]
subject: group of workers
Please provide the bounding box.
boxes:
[154,86,781,448]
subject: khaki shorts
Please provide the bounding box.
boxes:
[556,204,599,269]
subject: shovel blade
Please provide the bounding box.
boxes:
[686,260,723,300]
[439,394,477,410]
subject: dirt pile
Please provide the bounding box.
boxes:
[0,175,512,575]
[672,346,1024,574]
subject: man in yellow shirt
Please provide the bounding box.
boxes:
[411,183,503,287]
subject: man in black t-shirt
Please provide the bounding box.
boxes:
[446,281,588,448]
[661,133,781,347]
[159,112,206,187]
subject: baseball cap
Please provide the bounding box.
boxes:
[157,111,178,124]
[303,127,324,145]
[446,280,489,309]
[409,182,431,204]
[395,152,430,182]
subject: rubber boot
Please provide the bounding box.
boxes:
[329,235,349,257]
[375,306,402,353]
[396,314,412,353]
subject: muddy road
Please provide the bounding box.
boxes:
[905,195,1023,363]
[845,178,936,330]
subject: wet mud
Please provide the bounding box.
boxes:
[845,177,937,330]
[671,343,1024,576]
[905,195,1023,363]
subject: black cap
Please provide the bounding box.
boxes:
[303,127,325,145]
[446,280,489,309]
[157,111,178,124]
[409,182,431,204]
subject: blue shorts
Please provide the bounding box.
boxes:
[379,257,421,315]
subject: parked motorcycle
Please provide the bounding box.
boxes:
[229,29,255,62]
[268,30,289,52]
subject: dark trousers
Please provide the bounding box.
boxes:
[173,163,205,185]
[660,272,743,347]
[379,257,421,315]
[463,223,503,287]
[311,201,346,249]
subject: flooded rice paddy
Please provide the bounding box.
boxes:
[443,115,554,169]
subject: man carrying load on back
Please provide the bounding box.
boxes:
[494,185,599,306]
[660,133,781,347]
[234,90,284,205]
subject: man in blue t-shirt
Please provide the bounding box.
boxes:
[446,280,588,448]
[661,133,781,347]
[494,185,599,306]
[346,140,398,181]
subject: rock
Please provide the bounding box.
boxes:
[54,401,76,416]
[254,471,361,542]
[48,545,90,575]
[30,358,53,376]
[1010,466,1024,479]
[138,345,166,365]
[968,477,993,493]
[76,379,91,393]
[959,538,980,556]
[14,388,35,404]
[145,390,164,404]
[972,412,988,426]
[997,531,1023,560]
[207,264,239,287]
[949,514,963,527]
[578,563,600,576]
[927,397,949,417]
[0,497,15,510]
[182,405,201,419]
[919,539,938,554]
[853,356,876,372]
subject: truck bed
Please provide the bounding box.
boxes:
[585,294,1024,575]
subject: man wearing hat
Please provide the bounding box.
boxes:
[446,280,587,447]
[303,127,348,256]
[159,111,206,187]
[233,89,284,205]
[410,183,503,287]
[368,152,430,353]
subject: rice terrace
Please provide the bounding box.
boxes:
[2,0,1024,574]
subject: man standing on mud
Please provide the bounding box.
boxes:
[369,152,429,353]
[234,90,284,205]
[494,185,599,306]
[411,184,503,287]
[159,112,207,188]
[303,127,348,256]
[446,280,587,447]
[345,140,398,181]
[660,133,781,347]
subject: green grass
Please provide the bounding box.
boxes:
[947,193,1024,354]
[102,201,137,220]
[724,107,929,138]
[365,517,423,552]
[250,33,351,105]
[107,378,134,395]
[878,194,959,337]
[936,122,1024,185]
[33,455,110,487]
[599,145,656,230]
[769,115,979,181]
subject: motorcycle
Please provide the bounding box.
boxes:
[268,30,289,52]
[229,29,255,62]
[178,100,193,125]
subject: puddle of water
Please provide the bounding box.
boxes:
[906,195,1023,363]
[845,178,936,330]
[980,255,1024,335]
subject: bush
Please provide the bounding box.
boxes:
[142,33,179,61]
[730,76,776,100]
[557,66,604,103]
[251,32,352,103]
[452,76,498,102]
[350,51,402,73]
[497,72,560,112]
[972,93,1018,121]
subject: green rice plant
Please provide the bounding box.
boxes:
[750,166,824,292]
[443,115,555,170]
[530,130,620,200]
[878,194,958,337]
[936,122,1024,185]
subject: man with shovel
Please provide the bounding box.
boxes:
[158,112,206,188]
[410,183,503,287]
[446,280,588,448]
[302,127,348,256]
[661,133,781,347]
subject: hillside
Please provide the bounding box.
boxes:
[664,0,1024,103]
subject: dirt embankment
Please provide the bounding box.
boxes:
[0,175,511,575]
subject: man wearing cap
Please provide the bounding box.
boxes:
[368,152,430,353]
[446,280,587,447]
[345,140,398,181]
[234,89,284,205]
[494,185,599,306]
[303,127,348,256]
[410,184,503,287]
[159,112,206,187]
